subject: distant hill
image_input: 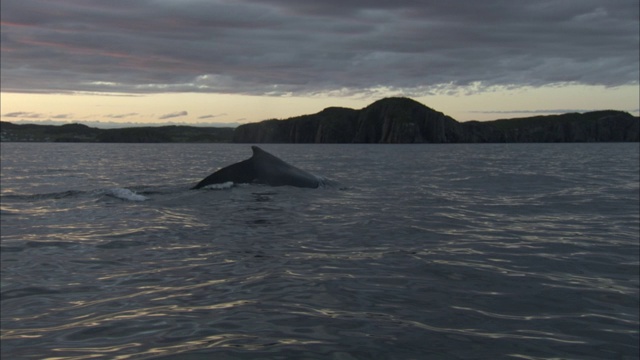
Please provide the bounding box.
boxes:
[2,97,638,143]
[0,122,234,143]
[233,97,639,143]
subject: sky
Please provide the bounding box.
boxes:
[1,0,638,128]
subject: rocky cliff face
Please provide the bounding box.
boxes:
[233,98,465,143]
[232,107,359,143]
[233,97,639,143]
[480,112,640,142]
[351,97,461,143]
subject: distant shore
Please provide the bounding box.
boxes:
[2,98,638,143]
[0,122,235,143]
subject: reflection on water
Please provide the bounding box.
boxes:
[1,143,638,359]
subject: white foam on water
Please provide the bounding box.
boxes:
[202,181,235,190]
[105,188,148,201]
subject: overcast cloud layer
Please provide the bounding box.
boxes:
[2,0,638,96]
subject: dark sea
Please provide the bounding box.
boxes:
[1,142,638,360]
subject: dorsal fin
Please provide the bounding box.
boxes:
[251,146,279,161]
[193,145,322,189]
[251,145,265,155]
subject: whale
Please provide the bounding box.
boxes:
[192,146,323,189]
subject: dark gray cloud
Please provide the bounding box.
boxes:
[105,112,138,119]
[3,111,72,119]
[5,119,238,129]
[198,113,227,119]
[471,109,614,115]
[1,0,638,96]
[3,111,43,118]
[158,111,188,120]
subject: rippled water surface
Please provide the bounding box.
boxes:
[1,143,638,359]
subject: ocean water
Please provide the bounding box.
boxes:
[1,142,638,360]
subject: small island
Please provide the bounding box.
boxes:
[2,98,638,143]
